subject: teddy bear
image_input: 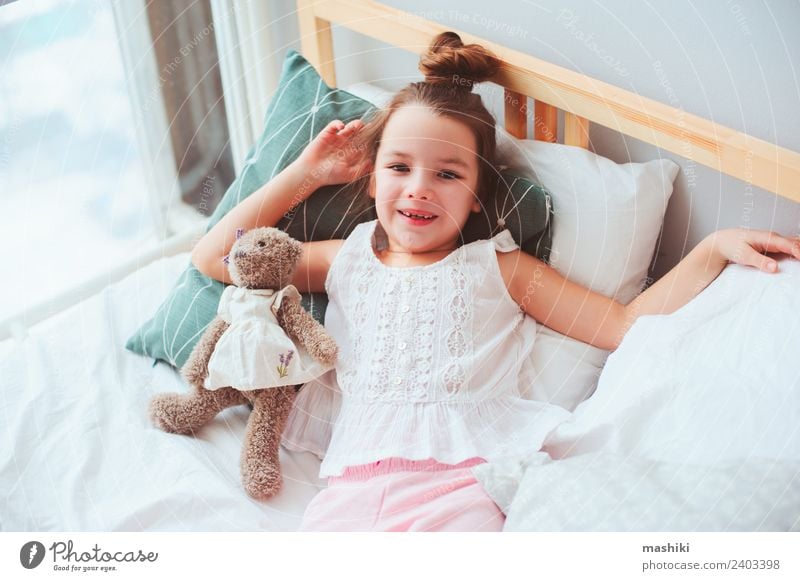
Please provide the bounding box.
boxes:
[149,227,338,499]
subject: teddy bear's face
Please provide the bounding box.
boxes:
[227,228,303,289]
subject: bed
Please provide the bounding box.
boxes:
[0,251,326,531]
[2,0,799,532]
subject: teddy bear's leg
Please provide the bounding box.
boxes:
[150,386,248,435]
[240,386,297,499]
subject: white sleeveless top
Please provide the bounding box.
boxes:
[281,219,570,477]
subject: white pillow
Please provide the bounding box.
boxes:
[497,127,679,411]
[345,82,392,107]
[473,452,800,531]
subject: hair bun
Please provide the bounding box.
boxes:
[418,31,500,92]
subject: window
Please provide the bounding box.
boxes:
[0,0,236,332]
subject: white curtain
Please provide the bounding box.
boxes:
[210,0,279,174]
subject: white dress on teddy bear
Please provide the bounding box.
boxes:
[204,284,333,390]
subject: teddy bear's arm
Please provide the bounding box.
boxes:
[276,298,338,367]
[181,316,230,385]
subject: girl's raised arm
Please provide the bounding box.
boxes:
[498,229,800,350]
[191,118,370,288]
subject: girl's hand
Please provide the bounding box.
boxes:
[295,119,373,188]
[707,228,800,272]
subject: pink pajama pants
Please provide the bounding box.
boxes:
[299,457,505,532]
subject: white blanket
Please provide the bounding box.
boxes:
[474,258,800,531]
[0,253,324,531]
[474,452,800,531]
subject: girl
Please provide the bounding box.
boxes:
[191,32,800,532]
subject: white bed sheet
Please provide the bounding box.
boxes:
[0,252,325,531]
[473,258,800,531]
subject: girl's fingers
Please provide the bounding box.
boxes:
[743,246,778,272]
[315,120,346,146]
[748,249,778,272]
[790,236,800,259]
[336,119,364,136]
[756,231,800,260]
[324,119,345,134]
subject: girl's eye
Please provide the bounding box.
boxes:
[387,164,459,180]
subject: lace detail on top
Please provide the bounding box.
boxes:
[369,271,401,400]
[411,272,436,400]
[285,219,573,477]
[367,265,440,402]
[324,220,526,404]
[442,255,471,396]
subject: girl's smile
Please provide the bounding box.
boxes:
[396,209,438,225]
[369,105,482,257]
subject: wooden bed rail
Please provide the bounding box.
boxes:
[297,0,800,203]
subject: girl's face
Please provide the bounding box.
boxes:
[370,105,481,255]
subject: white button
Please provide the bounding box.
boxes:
[398,342,407,350]
[401,305,410,313]
[394,377,402,384]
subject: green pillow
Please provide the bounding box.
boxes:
[463,171,552,261]
[125,49,553,369]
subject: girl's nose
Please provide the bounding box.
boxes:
[406,169,432,199]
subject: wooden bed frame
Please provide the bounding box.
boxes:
[297,0,800,204]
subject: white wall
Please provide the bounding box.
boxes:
[270,0,800,278]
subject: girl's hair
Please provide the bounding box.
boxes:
[350,31,501,218]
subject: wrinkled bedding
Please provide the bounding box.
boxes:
[0,253,325,531]
[474,258,800,531]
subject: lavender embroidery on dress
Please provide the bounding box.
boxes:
[277,349,294,378]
